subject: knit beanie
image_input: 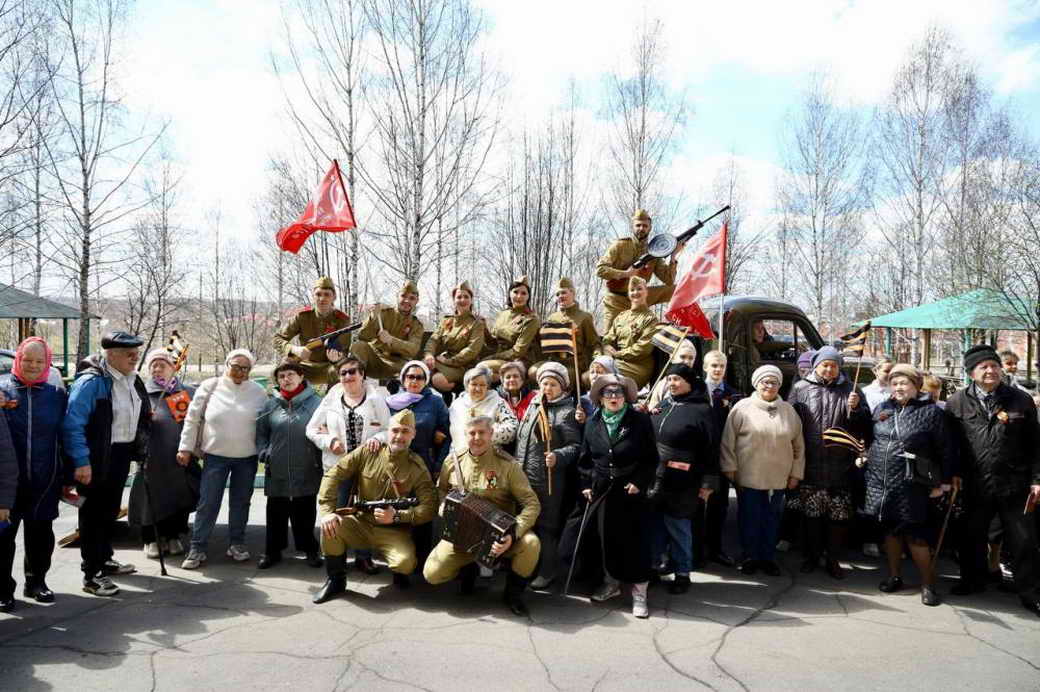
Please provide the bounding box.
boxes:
[812,345,843,369]
[751,365,783,389]
[887,364,923,389]
[536,361,570,390]
[797,350,815,370]
[225,348,255,367]
[963,344,1000,374]
[664,362,698,388]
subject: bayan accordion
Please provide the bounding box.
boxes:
[441,489,517,569]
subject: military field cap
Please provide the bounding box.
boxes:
[401,279,419,296]
[101,331,143,349]
[556,277,575,291]
[390,408,416,428]
[629,275,648,291]
[509,275,529,291]
[631,209,652,222]
[452,280,474,298]
[313,276,336,292]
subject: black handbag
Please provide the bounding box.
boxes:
[904,453,942,486]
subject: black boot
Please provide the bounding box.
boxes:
[313,554,348,604]
[503,571,530,616]
[458,563,478,595]
[393,572,412,590]
[668,574,691,595]
[24,580,55,603]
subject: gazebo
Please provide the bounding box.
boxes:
[864,288,1034,379]
[0,283,98,375]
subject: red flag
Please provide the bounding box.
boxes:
[275,160,357,254]
[664,223,728,338]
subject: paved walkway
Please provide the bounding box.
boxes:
[1,494,1038,691]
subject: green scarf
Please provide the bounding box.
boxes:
[601,403,628,441]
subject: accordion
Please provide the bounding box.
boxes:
[441,489,517,569]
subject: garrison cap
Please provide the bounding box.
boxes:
[313,276,336,292]
[556,277,575,291]
[628,275,648,291]
[101,331,143,349]
[401,279,419,296]
[452,280,474,298]
[390,409,416,428]
[631,209,652,223]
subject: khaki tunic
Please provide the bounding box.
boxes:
[599,306,659,388]
[422,448,542,581]
[273,307,352,386]
[349,306,424,380]
[425,312,486,384]
[317,445,436,573]
[532,303,599,387]
[595,237,678,332]
[478,307,541,377]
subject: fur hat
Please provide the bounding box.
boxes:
[963,344,1000,374]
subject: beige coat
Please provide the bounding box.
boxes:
[720,394,805,490]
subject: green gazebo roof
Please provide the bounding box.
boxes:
[864,289,1032,331]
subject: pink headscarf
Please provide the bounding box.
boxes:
[13,336,53,386]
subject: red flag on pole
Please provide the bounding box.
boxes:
[664,223,728,338]
[275,160,357,254]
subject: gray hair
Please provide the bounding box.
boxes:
[464,415,494,432]
[463,366,492,388]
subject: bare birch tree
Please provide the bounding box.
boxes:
[359,0,500,283]
[708,155,763,294]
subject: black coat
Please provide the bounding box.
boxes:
[649,383,719,518]
[945,383,1040,499]
[577,405,658,583]
[863,395,953,526]
[516,395,581,533]
[789,372,871,489]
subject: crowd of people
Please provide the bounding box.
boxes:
[0,209,1038,623]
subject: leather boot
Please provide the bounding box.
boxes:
[458,563,478,595]
[313,554,348,604]
[503,571,530,616]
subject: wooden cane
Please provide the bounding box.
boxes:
[538,403,553,496]
[930,485,959,579]
[571,326,581,406]
[648,326,689,400]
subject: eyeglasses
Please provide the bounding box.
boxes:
[758,380,780,388]
[601,387,625,399]
[404,373,426,381]
[227,364,251,372]
[339,367,360,377]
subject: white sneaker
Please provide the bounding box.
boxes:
[863,543,881,558]
[181,550,206,569]
[479,565,494,578]
[144,542,160,559]
[167,538,185,556]
[226,544,250,562]
[632,583,649,619]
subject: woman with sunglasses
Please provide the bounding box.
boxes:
[571,374,658,618]
[177,349,267,570]
[307,357,391,573]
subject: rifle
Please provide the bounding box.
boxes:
[631,205,730,269]
[301,322,363,353]
[334,496,419,516]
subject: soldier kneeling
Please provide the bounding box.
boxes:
[423,416,541,616]
[313,410,436,604]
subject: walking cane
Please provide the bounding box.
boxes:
[140,455,168,576]
[563,486,610,596]
[929,485,959,581]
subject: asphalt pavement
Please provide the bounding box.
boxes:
[1,491,1038,691]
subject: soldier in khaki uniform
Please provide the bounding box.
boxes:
[423,415,541,616]
[596,209,685,333]
[349,280,424,382]
[424,281,486,395]
[477,275,541,382]
[530,277,599,388]
[312,409,436,603]
[598,275,659,388]
[273,276,352,387]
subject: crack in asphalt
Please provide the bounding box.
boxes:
[650,611,720,691]
[951,605,1040,672]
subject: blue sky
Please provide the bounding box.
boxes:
[119,0,1040,243]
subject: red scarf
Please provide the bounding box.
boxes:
[280,382,306,401]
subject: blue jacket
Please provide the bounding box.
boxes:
[62,355,150,486]
[387,387,451,475]
[0,374,69,521]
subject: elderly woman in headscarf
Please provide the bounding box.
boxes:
[128,348,200,561]
[788,346,871,579]
[0,338,69,609]
[177,348,268,570]
[448,366,518,454]
[721,365,804,577]
[478,275,542,382]
[515,362,581,590]
[571,374,658,618]
[497,361,537,455]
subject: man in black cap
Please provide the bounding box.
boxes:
[946,344,1040,616]
[62,331,151,596]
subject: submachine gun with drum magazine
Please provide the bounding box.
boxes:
[334,497,420,516]
[605,205,730,294]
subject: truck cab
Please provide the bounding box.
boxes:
[693,296,873,398]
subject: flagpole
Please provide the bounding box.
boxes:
[718,294,725,353]
[649,327,689,398]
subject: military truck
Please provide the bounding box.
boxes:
[685,296,874,397]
